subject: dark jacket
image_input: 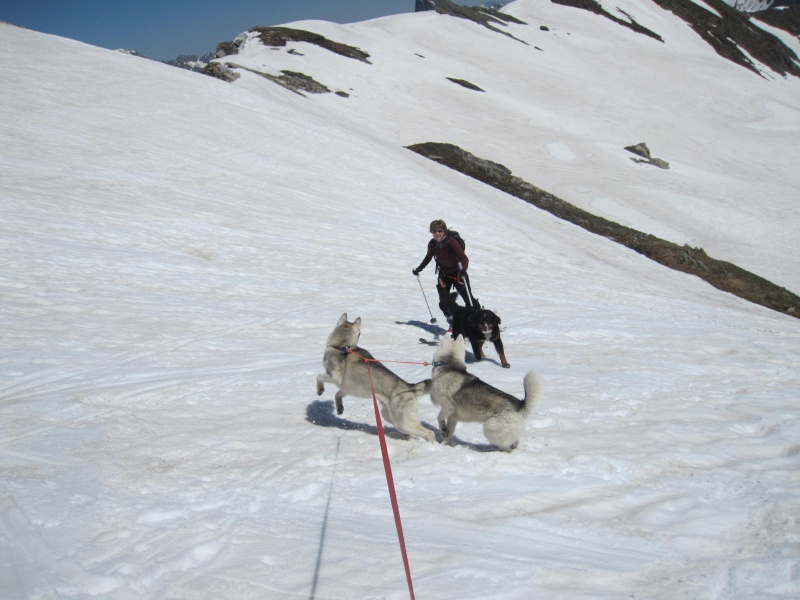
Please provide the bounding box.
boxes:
[415,233,469,276]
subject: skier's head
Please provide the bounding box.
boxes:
[429,219,447,234]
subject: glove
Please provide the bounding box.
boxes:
[412,268,420,276]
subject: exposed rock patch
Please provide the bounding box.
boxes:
[215,40,242,58]
[554,0,800,78]
[447,77,485,91]
[202,62,240,82]
[416,0,529,43]
[267,70,332,95]
[252,27,372,64]
[753,5,800,38]
[406,142,800,319]
[625,142,670,169]
[652,0,800,78]
[222,63,333,96]
[551,0,663,41]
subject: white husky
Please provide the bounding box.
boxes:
[316,313,434,443]
[430,335,541,451]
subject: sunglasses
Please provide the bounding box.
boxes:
[431,229,445,234]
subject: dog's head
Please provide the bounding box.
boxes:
[326,313,361,348]
[433,334,466,368]
[476,309,501,338]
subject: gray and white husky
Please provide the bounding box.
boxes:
[430,335,542,451]
[316,313,435,443]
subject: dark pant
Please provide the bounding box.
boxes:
[436,271,474,318]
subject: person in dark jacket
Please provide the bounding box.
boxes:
[412,219,475,321]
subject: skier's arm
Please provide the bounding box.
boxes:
[413,243,435,274]
[450,238,468,271]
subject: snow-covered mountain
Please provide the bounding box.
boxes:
[165,52,217,73]
[114,49,217,72]
[1,1,799,599]
[208,0,800,299]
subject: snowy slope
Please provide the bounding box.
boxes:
[1,2,800,599]
[221,0,800,292]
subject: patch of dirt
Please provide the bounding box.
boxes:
[407,142,800,319]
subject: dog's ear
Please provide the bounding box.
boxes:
[354,316,361,327]
[338,313,348,325]
[454,334,466,357]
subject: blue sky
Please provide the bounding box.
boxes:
[0,0,476,61]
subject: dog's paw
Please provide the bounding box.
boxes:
[502,362,511,369]
[335,398,344,415]
[316,381,324,396]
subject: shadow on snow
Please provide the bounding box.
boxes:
[305,399,497,452]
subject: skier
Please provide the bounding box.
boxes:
[412,219,476,322]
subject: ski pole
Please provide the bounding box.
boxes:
[416,275,437,323]
[463,275,474,307]
[460,267,477,308]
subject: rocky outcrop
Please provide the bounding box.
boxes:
[252,27,371,63]
[415,0,529,42]
[256,70,332,96]
[218,63,334,96]
[554,0,800,78]
[205,27,369,91]
[447,77,485,91]
[209,27,371,65]
[407,142,800,319]
[201,62,240,82]
[753,4,800,37]
[625,142,670,169]
[550,0,663,40]
[215,40,242,58]
[653,0,800,78]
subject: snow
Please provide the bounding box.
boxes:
[1,1,799,598]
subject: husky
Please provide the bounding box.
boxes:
[430,335,541,451]
[316,313,435,443]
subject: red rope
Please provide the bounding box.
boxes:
[344,347,431,368]
[361,353,417,600]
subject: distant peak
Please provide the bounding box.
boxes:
[415,0,438,10]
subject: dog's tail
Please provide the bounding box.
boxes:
[446,291,461,314]
[411,379,432,396]
[520,371,543,415]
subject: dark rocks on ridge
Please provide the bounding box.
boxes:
[407,142,800,319]
[553,0,800,77]
[415,0,529,42]
[252,27,372,64]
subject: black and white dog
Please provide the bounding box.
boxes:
[446,292,510,368]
